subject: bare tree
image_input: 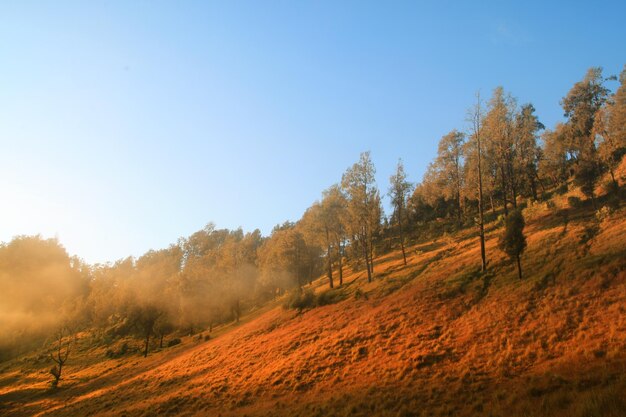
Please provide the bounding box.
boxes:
[49,326,75,389]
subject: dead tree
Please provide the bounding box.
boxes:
[49,327,74,388]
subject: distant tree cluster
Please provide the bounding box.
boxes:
[0,66,624,377]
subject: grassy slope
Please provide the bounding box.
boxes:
[1,191,625,416]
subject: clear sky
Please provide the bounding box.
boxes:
[1,1,624,264]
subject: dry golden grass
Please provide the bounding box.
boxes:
[1,194,625,417]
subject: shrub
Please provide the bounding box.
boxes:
[167,338,181,347]
[354,289,368,300]
[595,206,613,223]
[499,209,527,280]
[283,289,316,311]
[316,290,334,306]
[316,289,346,306]
[105,341,130,358]
[568,196,582,208]
[579,223,600,244]
[555,183,568,195]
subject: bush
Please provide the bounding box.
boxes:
[315,290,333,306]
[556,183,568,195]
[167,338,181,347]
[595,206,613,222]
[283,289,316,311]
[354,289,368,300]
[579,224,600,244]
[105,342,131,358]
[316,289,345,306]
[568,196,582,208]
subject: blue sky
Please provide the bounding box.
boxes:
[1,1,624,264]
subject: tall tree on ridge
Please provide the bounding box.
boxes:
[388,159,414,266]
[433,130,465,224]
[342,151,379,282]
[561,67,611,204]
[483,86,518,212]
[514,104,545,200]
[593,65,626,188]
[467,93,487,272]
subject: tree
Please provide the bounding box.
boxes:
[129,304,162,358]
[561,67,611,202]
[300,202,334,288]
[154,316,175,348]
[0,236,88,361]
[49,326,75,388]
[258,223,307,295]
[593,65,626,188]
[499,209,527,280]
[562,67,611,159]
[514,104,545,200]
[215,229,262,323]
[341,152,380,282]
[388,159,413,265]
[608,66,626,153]
[432,130,465,223]
[483,86,518,212]
[300,186,348,289]
[574,158,602,207]
[538,124,569,188]
[466,93,487,272]
[323,185,349,286]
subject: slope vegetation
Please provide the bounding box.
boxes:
[1,196,625,417]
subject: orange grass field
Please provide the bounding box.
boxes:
[1,194,625,416]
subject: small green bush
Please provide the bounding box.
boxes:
[595,206,613,222]
[284,289,316,311]
[167,338,181,347]
[568,196,582,208]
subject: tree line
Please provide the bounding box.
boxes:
[1,65,624,367]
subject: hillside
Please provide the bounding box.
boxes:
[1,188,625,417]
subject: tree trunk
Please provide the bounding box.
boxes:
[400,238,407,266]
[516,255,522,280]
[530,174,538,201]
[234,299,240,323]
[609,168,618,189]
[362,237,372,283]
[369,238,375,275]
[159,334,164,349]
[337,241,343,286]
[478,134,487,273]
[590,192,597,210]
[456,191,462,227]
[144,333,150,358]
[511,179,518,209]
[509,159,517,208]
[327,244,334,288]
[52,362,62,388]
[535,172,547,199]
[500,167,509,216]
